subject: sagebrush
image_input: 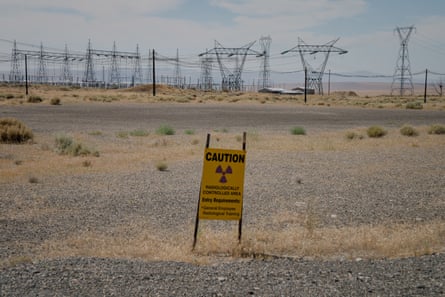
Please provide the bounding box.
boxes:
[0,117,34,143]
[55,134,99,157]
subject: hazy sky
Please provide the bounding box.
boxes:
[1,0,444,78]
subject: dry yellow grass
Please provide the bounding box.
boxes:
[1,84,445,110]
[2,127,444,184]
[19,218,443,267]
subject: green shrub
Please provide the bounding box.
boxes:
[290,126,306,135]
[156,161,168,171]
[400,125,418,137]
[345,131,364,140]
[88,131,103,136]
[184,129,195,135]
[156,124,175,135]
[406,102,423,110]
[0,118,34,143]
[55,134,98,157]
[116,131,129,138]
[129,129,149,137]
[27,95,43,103]
[367,126,387,138]
[428,124,445,135]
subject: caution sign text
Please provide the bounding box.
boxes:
[199,148,246,220]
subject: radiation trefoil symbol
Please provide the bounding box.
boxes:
[216,165,232,183]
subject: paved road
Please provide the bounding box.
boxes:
[2,102,444,133]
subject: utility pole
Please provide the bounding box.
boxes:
[328,69,331,96]
[304,67,307,103]
[152,49,156,96]
[25,54,28,95]
[424,69,428,103]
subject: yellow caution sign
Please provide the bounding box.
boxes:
[199,148,246,220]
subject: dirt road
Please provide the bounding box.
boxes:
[2,102,444,133]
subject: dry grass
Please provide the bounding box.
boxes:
[25,218,444,267]
[1,84,445,110]
[1,127,444,184]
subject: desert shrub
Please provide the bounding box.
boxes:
[27,95,43,103]
[116,131,129,138]
[184,129,195,135]
[345,131,364,140]
[50,98,61,105]
[406,102,423,110]
[130,129,149,137]
[0,118,34,143]
[428,124,445,135]
[156,124,175,135]
[290,126,306,135]
[28,176,39,184]
[55,134,98,157]
[2,94,14,99]
[156,161,168,171]
[367,126,387,138]
[400,125,419,137]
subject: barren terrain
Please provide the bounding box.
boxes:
[1,85,445,296]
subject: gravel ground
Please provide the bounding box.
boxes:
[1,103,445,296]
[1,255,444,296]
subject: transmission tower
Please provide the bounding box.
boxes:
[200,54,213,90]
[84,39,95,86]
[174,48,182,87]
[281,37,347,95]
[36,43,48,83]
[258,36,272,89]
[61,44,73,83]
[9,40,22,83]
[132,44,142,86]
[110,41,120,85]
[147,49,153,83]
[199,40,263,91]
[391,26,415,96]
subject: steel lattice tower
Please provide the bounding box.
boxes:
[9,40,22,83]
[37,43,47,83]
[174,48,182,87]
[258,36,272,89]
[110,41,120,85]
[147,49,153,84]
[84,39,95,85]
[391,26,415,96]
[132,44,142,85]
[282,37,347,95]
[199,40,263,91]
[61,44,73,83]
[200,55,213,90]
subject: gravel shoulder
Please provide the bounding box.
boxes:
[1,255,444,296]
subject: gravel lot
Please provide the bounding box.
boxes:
[1,102,444,296]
